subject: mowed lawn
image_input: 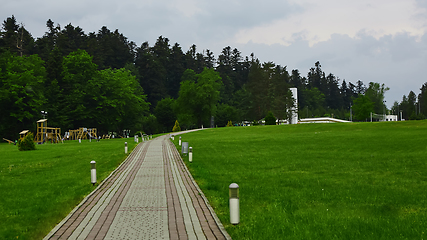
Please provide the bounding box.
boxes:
[0,138,138,240]
[175,121,427,239]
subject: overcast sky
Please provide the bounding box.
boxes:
[3,0,427,108]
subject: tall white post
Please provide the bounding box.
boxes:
[229,183,240,225]
[290,88,298,124]
[91,161,96,185]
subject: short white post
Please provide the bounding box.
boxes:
[172,135,175,141]
[125,142,128,154]
[79,139,81,143]
[91,161,96,185]
[229,183,240,225]
[179,136,181,146]
[189,147,193,163]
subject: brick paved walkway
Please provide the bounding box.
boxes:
[44,134,230,240]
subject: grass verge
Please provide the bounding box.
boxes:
[174,121,427,239]
[0,138,138,240]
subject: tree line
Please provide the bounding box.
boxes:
[1,16,425,139]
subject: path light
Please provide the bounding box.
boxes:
[91,161,96,186]
[125,142,128,154]
[179,136,181,146]
[182,142,189,155]
[172,135,175,141]
[229,183,240,225]
[189,147,193,162]
[79,139,81,143]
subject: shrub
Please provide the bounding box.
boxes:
[172,120,181,132]
[227,120,233,127]
[265,111,276,125]
[18,132,36,151]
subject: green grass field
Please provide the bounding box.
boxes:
[175,121,427,239]
[0,138,139,240]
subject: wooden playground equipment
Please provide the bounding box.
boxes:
[34,119,62,144]
[19,130,29,139]
[2,138,14,144]
[65,127,97,140]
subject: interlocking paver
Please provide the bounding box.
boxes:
[44,133,230,240]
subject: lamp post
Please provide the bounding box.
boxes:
[125,142,128,154]
[91,161,96,185]
[41,111,48,119]
[189,147,193,162]
[383,100,386,121]
[229,183,240,225]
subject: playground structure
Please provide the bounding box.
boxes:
[19,130,29,139]
[65,127,97,140]
[2,138,14,144]
[34,119,62,144]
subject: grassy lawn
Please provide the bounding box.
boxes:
[174,121,427,239]
[0,138,138,240]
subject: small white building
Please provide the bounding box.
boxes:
[384,115,398,121]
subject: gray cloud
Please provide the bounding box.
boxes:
[235,32,427,107]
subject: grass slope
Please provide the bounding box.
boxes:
[175,121,427,239]
[0,138,138,240]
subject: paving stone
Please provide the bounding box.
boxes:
[43,134,230,240]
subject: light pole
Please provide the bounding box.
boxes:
[383,100,386,121]
[41,111,48,119]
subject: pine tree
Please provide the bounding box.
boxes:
[172,120,181,132]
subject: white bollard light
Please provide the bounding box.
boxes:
[179,136,181,146]
[172,135,175,141]
[189,147,193,163]
[91,161,96,185]
[229,183,240,225]
[79,139,81,143]
[125,142,128,154]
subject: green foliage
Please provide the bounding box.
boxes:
[352,94,374,121]
[17,132,36,151]
[365,82,389,113]
[172,120,181,132]
[0,51,46,139]
[215,104,238,127]
[155,98,177,132]
[264,111,276,125]
[61,49,98,129]
[141,114,160,134]
[88,68,149,133]
[177,68,222,128]
[176,120,427,239]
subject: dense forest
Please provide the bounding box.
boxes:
[1,16,426,139]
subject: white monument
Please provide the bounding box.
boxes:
[290,88,298,124]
